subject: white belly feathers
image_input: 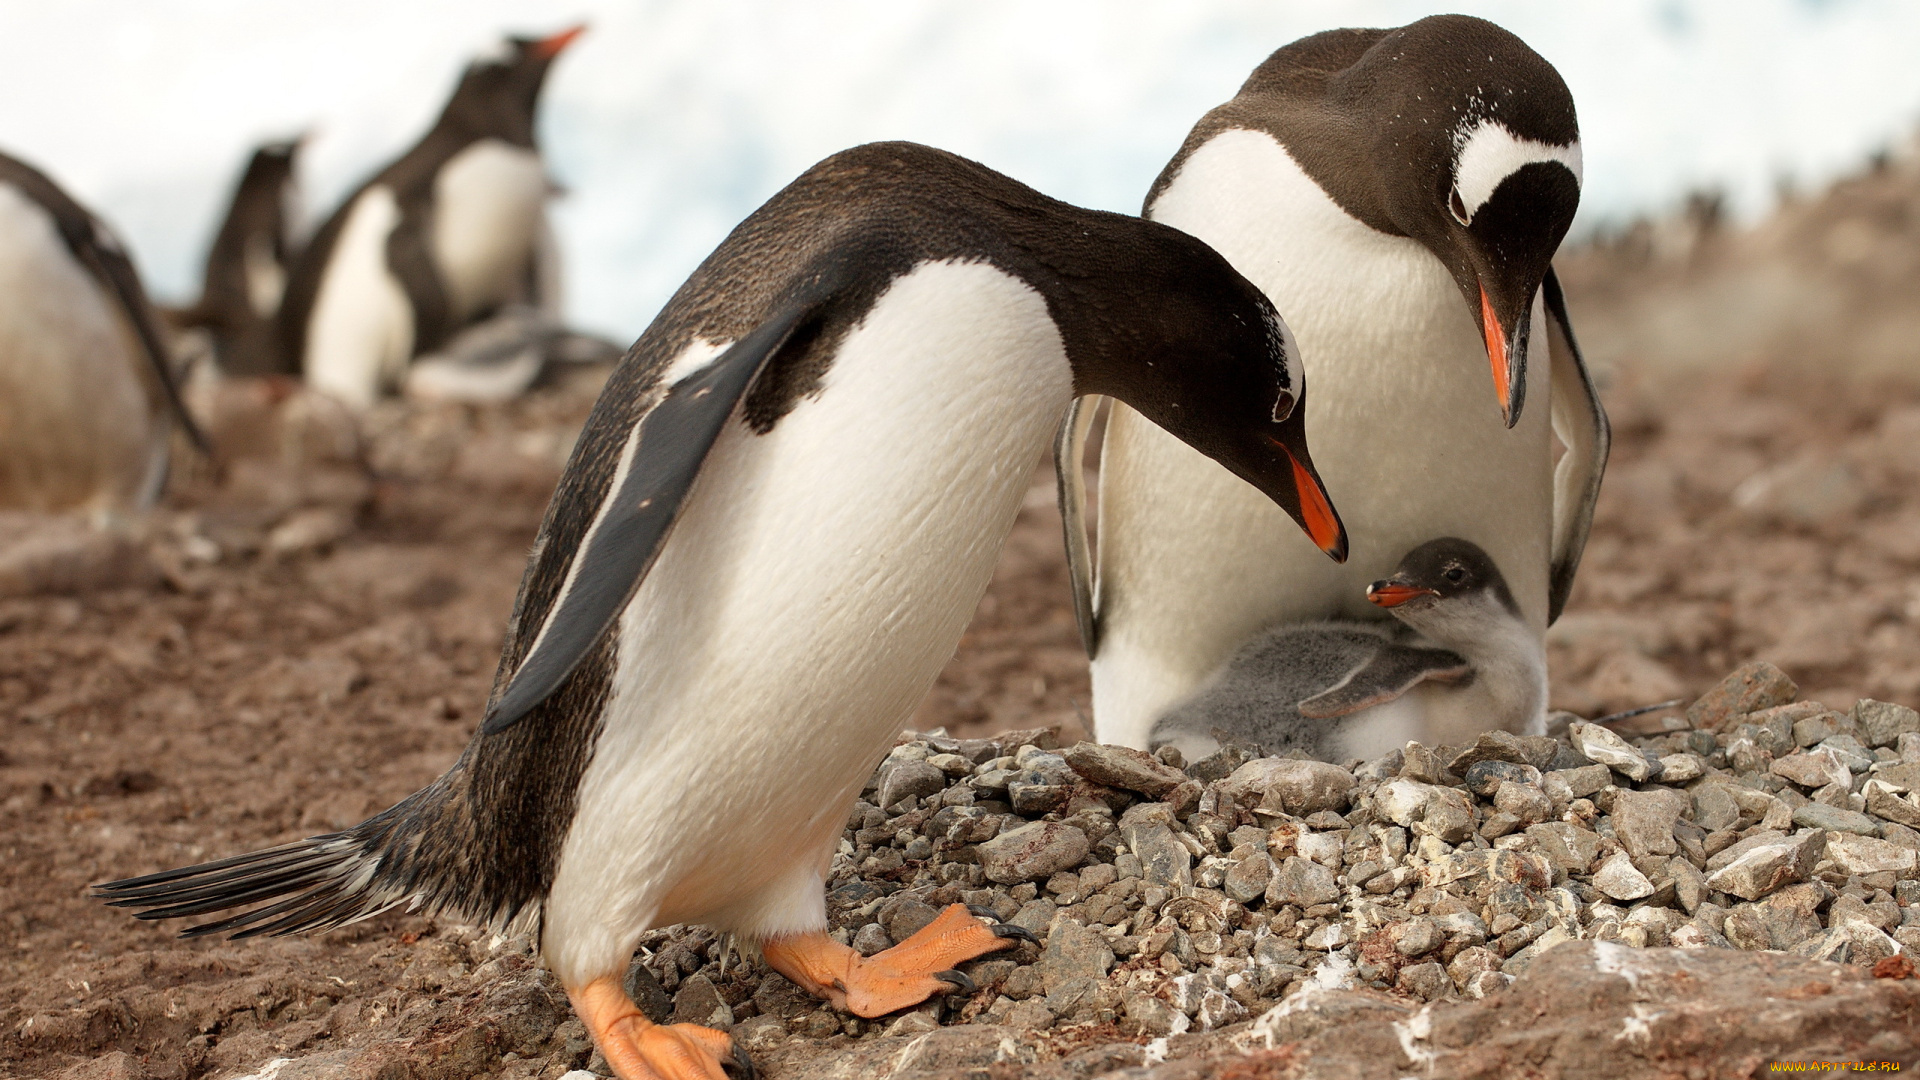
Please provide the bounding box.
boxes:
[0,182,162,513]
[431,139,549,323]
[542,260,1074,985]
[1092,130,1554,747]
[304,185,413,407]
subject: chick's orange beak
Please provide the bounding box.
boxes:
[1368,582,1437,608]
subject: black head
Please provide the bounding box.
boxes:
[1366,536,1516,616]
[438,25,584,147]
[1073,223,1347,561]
[1222,15,1579,426]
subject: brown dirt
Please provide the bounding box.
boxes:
[7,145,1920,1078]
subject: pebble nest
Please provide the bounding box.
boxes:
[610,659,1920,1069]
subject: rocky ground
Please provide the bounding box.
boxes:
[9,140,1920,1078]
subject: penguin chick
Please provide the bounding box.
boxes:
[97,141,1345,1080]
[1150,537,1545,764]
[0,149,203,514]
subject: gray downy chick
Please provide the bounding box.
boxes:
[1150,537,1546,763]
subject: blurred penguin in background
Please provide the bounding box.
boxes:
[174,138,303,378]
[280,26,584,407]
[0,149,203,516]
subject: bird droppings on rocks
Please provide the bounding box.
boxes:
[107,673,1920,1078]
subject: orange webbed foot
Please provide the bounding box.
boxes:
[761,902,1034,1018]
[567,974,753,1079]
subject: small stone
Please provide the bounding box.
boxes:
[1825,833,1919,875]
[1121,823,1192,889]
[1420,786,1476,844]
[1304,921,1350,950]
[1791,803,1881,838]
[1195,988,1248,1031]
[1009,899,1057,935]
[1377,779,1433,827]
[1687,662,1798,732]
[1393,917,1444,957]
[1238,758,1356,815]
[851,923,893,956]
[1670,858,1709,914]
[1401,742,1459,784]
[1864,783,1920,829]
[1396,961,1452,1001]
[1124,992,1179,1036]
[879,761,948,809]
[1527,821,1604,873]
[1035,916,1115,992]
[671,973,733,1029]
[978,821,1091,884]
[1224,852,1274,904]
[1267,855,1341,909]
[1610,787,1686,862]
[1493,782,1553,825]
[1553,764,1613,799]
[1449,729,1557,772]
[1655,753,1705,783]
[1724,886,1825,952]
[1004,998,1055,1030]
[1462,759,1541,797]
[1704,830,1825,900]
[1691,784,1743,832]
[1815,735,1873,773]
[1567,721,1652,781]
[884,1008,941,1036]
[1061,742,1186,798]
[1772,749,1853,790]
[1854,699,1920,749]
[1297,830,1345,868]
[1593,852,1654,901]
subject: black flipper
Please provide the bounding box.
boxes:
[481,298,825,735]
[1295,645,1470,720]
[1542,266,1609,625]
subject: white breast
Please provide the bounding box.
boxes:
[304,186,413,407]
[430,139,549,324]
[1092,129,1553,748]
[543,259,1074,985]
[0,183,163,513]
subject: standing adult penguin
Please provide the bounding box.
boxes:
[176,138,302,377]
[97,142,1346,1080]
[0,150,203,515]
[280,26,581,406]
[1061,14,1609,748]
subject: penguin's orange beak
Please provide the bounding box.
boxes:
[1480,285,1518,427]
[1368,581,1437,608]
[534,24,586,58]
[1280,444,1346,562]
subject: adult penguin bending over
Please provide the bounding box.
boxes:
[98,142,1346,1080]
[0,150,203,515]
[1062,15,1609,749]
[280,26,581,406]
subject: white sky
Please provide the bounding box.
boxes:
[1,0,1915,341]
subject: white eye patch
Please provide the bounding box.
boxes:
[1451,120,1582,223]
[1264,308,1304,422]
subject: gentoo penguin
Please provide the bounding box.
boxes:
[1060,14,1608,749]
[98,142,1345,1080]
[1149,537,1545,764]
[175,138,301,376]
[279,26,581,406]
[0,150,203,515]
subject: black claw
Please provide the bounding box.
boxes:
[991,923,1039,946]
[934,968,976,996]
[726,1040,757,1080]
[966,903,996,921]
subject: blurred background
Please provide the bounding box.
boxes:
[2,0,1917,342]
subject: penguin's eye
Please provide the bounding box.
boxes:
[1448,187,1470,226]
[1272,390,1296,423]
[1444,565,1465,583]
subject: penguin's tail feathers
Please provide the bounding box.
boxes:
[92,829,414,939]
[90,781,521,940]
